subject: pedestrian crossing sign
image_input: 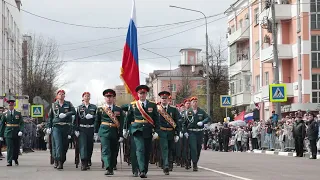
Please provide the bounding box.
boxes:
[31,105,44,118]
[269,84,287,102]
[220,95,232,108]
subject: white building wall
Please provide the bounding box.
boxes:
[0,0,22,96]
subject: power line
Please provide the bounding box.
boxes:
[5,1,224,29]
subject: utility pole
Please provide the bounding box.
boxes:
[271,0,281,119]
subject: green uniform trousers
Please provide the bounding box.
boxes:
[52,126,69,162]
[100,136,118,170]
[188,131,203,164]
[130,135,138,173]
[133,131,152,174]
[6,138,20,163]
[79,131,94,161]
[175,138,182,158]
[159,137,174,169]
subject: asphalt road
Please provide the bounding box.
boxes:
[0,144,318,180]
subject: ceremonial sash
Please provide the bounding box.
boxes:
[102,106,120,128]
[157,105,176,129]
[136,101,155,127]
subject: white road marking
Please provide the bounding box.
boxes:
[198,166,254,180]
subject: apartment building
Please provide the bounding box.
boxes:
[146,48,205,104]
[0,0,22,96]
[226,0,319,120]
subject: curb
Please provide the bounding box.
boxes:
[248,150,320,159]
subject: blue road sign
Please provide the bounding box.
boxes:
[269,84,287,102]
[220,95,232,108]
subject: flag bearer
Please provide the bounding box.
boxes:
[95,89,125,176]
[157,91,180,175]
[123,85,160,178]
[0,97,24,166]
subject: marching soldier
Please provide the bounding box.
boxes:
[0,97,24,166]
[175,103,184,166]
[181,99,191,169]
[157,91,180,175]
[46,90,76,170]
[123,85,160,178]
[94,89,125,176]
[183,97,210,171]
[122,104,139,177]
[74,92,97,170]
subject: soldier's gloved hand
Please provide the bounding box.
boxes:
[74,131,80,137]
[123,129,129,139]
[0,137,3,141]
[85,114,93,119]
[94,133,98,141]
[46,128,52,135]
[59,113,66,119]
[152,132,159,140]
[197,122,203,127]
[118,137,124,142]
[18,131,23,137]
[174,136,179,143]
[68,135,71,139]
[179,132,183,138]
[184,132,189,138]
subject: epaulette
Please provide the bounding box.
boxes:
[148,100,155,103]
[130,101,136,104]
[170,105,176,108]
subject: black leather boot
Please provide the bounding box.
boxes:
[81,160,87,171]
[54,160,58,168]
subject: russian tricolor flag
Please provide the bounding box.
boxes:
[120,0,140,100]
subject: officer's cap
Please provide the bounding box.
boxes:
[158,91,170,98]
[103,89,116,97]
[82,92,90,97]
[135,85,149,93]
[57,90,65,95]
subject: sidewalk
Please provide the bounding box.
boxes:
[248,149,320,159]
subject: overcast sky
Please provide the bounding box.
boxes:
[22,0,234,105]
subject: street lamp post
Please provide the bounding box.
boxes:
[169,5,210,115]
[142,48,172,94]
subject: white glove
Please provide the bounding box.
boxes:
[75,131,80,137]
[46,128,52,135]
[174,136,179,143]
[184,132,189,138]
[152,132,159,140]
[118,137,124,142]
[197,122,203,127]
[59,113,66,119]
[179,132,183,138]
[94,133,98,141]
[123,129,129,139]
[0,137,3,141]
[85,114,93,119]
[68,135,71,139]
[18,131,23,137]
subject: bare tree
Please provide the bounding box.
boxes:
[206,38,230,122]
[22,34,65,104]
[175,69,192,104]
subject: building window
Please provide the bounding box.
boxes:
[230,43,237,65]
[171,84,176,92]
[255,41,260,59]
[312,74,320,103]
[230,82,235,94]
[311,0,320,29]
[255,75,260,92]
[265,72,269,85]
[311,36,320,68]
[254,8,259,25]
[238,19,243,29]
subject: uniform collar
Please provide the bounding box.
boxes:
[139,100,147,107]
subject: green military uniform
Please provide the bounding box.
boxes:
[47,91,76,170]
[125,85,159,178]
[0,99,24,166]
[157,91,180,175]
[175,104,184,167]
[94,89,124,176]
[183,97,210,171]
[74,101,97,170]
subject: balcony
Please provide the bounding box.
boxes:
[261,83,294,101]
[259,3,292,22]
[228,25,249,46]
[229,53,250,77]
[260,44,293,63]
[231,92,251,106]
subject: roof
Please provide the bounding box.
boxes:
[179,48,202,52]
